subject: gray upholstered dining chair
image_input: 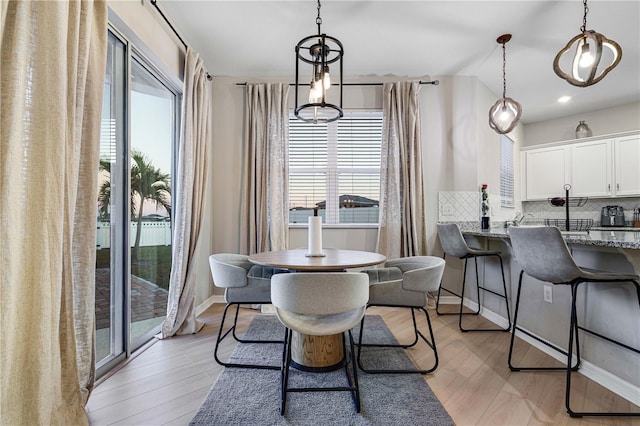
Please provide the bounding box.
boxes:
[208,253,284,370]
[436,223,511,332]
[271,272,369,415]
[508,226,640,418]
[357,256,445,374]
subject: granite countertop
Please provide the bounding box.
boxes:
[457,223,640,250]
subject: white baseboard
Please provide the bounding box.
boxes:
[435,295,460,305]
[195,295,225,317]
[463,296,640,406]
[463,299,511,329]
[513,326,640,406]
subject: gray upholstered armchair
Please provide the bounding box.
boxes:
[209,253,284,370]
[357,256,445,374]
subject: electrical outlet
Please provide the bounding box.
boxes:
[543,285,553,303]
[440,204,453,216]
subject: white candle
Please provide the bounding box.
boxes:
[307,216,323,256]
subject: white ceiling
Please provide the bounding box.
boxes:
[158,0,640,124]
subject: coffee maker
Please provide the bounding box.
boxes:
[600,206,625,227]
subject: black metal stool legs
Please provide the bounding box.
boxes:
[437,253,511,332]
[509,272,640,418]
[508,271,581,372]
[565,280,640,418]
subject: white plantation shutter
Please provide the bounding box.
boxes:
[500,134,515,207]
[289,110,383,224]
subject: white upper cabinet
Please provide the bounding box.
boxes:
[523,146,570,199]
[614,134,640,196]
[571,139,612,197]
[522,131,639,200]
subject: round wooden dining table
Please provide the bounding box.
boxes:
[249,248,386,371]
[249,247,387,272]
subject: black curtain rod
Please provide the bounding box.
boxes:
[235,80,439,87]
[149,0,213,81]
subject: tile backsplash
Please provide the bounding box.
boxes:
[438,191,640,227]
[522,197,640,226]
[438,191,479,221]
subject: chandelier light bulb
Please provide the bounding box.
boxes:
[499,105,511,122]
[323,66,331,89]
[578,42,593,67]
[309,80,322,103]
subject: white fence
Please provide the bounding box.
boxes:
[96,221,171,249]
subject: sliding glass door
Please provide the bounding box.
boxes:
[96,28,180,377]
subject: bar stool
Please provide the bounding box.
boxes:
[508,226,640,418]
[436,223,511,332]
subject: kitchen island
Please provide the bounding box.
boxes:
[437,222,640,406]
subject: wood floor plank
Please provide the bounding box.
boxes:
[87,303,639,425]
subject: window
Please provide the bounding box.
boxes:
[500,134,515,207]
[289,110,383,224]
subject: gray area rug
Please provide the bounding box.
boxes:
[190,314,454,425]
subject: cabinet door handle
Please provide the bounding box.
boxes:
[608,184,611,192]
[617,183,620,191]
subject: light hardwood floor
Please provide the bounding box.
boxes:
[86,304,639,425]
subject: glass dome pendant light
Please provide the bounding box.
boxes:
[294,0,343,123]
[489,34,522,135]
[553,0,622,87]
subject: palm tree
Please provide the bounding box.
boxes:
[98,150,172,261]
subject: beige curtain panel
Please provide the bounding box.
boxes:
[377,81,428,259]
[1,1,108,425]
[162,48,211,338]
[241,83,290,254]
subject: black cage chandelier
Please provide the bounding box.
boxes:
[294,0,343,123]
[489,34,522,135]
[553,0,622,87]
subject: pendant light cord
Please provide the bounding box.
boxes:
[581,0,589,33]
[501,41,507,100]
[316,0,322,35]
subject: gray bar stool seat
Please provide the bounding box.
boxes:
[508,226,640,418]
[357,256,445,374]
[209,253,285,370]
[436,223,511,332]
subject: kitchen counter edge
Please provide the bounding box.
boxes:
[447,222,640,250]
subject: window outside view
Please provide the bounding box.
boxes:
[288,110,383,225]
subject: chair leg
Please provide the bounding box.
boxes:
[279,329,361,415]
[459,255,511,332]
[280,328,292,416]
[509,271,581,372]
[213,303,282,370]
[347,331,361,412]
[437,257,482,318]
[565,282,640,418]
[357,306,438,374]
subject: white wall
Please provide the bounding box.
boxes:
[523,101,640,147]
